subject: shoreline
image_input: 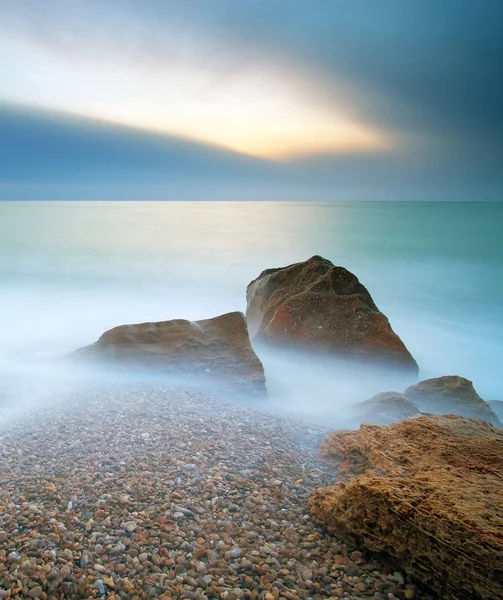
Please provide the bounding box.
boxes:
[0,384,426,599]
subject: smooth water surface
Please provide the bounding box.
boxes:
[1,201,502,420]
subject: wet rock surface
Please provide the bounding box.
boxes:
[246,256,417,373]
[72,312,266,396]
[404,375,499,424]
[0,385,427,600]
[310,414,503,600]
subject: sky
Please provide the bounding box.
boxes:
[1,0,502,201]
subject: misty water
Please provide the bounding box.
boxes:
[1,200,502,425]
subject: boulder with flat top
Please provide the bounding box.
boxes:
[73,311,266,395]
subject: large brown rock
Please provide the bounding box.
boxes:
[310,415,503,599]
[350,391,419,426]
[73,311,266,395]
[246,255,417,372]
[405,375,499,424]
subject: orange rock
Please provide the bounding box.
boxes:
[310,414,503,599]
[246,255,417,372]
[73,311,266,396]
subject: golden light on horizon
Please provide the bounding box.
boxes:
[93,88,393,161]
[1,33,394,161]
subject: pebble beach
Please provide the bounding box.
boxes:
[0,385,426,600]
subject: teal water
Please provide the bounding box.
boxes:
[0,201,502,414]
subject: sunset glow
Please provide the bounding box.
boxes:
[1,32,391,160]
[1,0,500,201]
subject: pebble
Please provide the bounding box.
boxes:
[0,384,429,600]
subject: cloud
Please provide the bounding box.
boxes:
[3,1,502,147]
[0,104,276,199]
[0,1,501,199]
[0,1,393,159]
[183,0,503,165]
[1,104,500,202]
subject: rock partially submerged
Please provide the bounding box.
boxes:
[349,376,499,427]
[350,391,419,426]
[73,311,266,395]
[405,375,499,424]
[246,255,417,373]
[310,414,503,599]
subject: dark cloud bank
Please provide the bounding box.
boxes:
[1,0,502,201]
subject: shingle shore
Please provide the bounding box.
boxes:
[0,385,426,600]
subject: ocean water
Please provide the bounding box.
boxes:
[0,201,502,422]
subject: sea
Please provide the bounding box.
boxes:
[0,201,502,424]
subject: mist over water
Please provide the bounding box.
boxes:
[1,201,502,425]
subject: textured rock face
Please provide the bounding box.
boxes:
[310,415,503,600]
[405,375,499,424]
[351,391,419,425]
[246,255,417,372]
[74,311,266,395]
